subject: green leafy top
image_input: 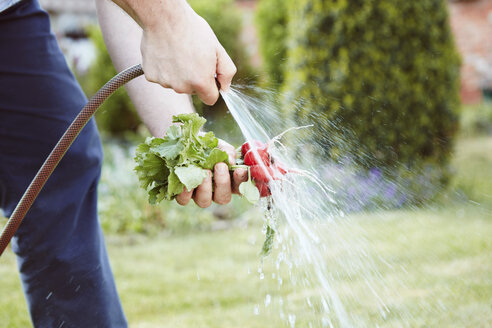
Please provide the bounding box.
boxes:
[134,113,230,204]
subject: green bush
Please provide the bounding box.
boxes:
[84,26,141,136]
[255,0,291,87]
[282,0,461,188]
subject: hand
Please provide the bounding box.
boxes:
[139,1,237,105]
[175,139,248,208]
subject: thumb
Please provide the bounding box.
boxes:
[216,44,237,92]
[217,138,236,166]
[195,75,220,106]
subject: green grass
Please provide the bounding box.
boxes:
[112,205,491,327]
[451,136,492,205]
[0,254,29,327]
[1,136,491,327]
[2,205,490,327]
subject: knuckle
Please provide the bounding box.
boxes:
[214,174,229,186]
[162,83,172,89]
[144,72,158,84]
[195,198,212,208]
[214,162,228,172]
[215,194,231,205]
[173,84,192,94]
[230,64,237,75]
[176,197,189,206]
[214,174,230,187]
[234,168,248,182]
[191,79,209,94]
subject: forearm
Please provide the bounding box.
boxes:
[110,0,188,30]
[96,0,194,137]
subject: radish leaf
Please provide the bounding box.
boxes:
[239,180,260,204]
[134,113,229,203]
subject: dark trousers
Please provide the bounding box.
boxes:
[0,0,127,326]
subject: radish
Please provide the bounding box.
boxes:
[241,140,265,157]
[250,165,274,182]
[244,148,270,166]
[255,181,271,197]
[239,139,293,198]
[273,163,287,175]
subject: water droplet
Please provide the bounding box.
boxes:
[253,304,260,315]
[45,292,53,300]
[197,272,200,280]
[380,309,387,320]
[264,294,271,307]
[288,314,296,327]
[248,235,256,245]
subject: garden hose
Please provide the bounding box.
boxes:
[0,64,144,256]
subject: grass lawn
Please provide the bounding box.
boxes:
[1,137,491,327]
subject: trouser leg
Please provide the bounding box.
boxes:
[0,1,127,326]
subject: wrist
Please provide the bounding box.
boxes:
[112,0,190,30]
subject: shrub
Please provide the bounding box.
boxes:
[282,0,461,193]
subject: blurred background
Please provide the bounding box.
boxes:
[1,0,491,327]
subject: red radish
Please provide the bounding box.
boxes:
[250,165,275,182]
[241,140,265,157]
[273,162,287,175]
[240,139,294,198]
[255,181,271,197]
[244,148,270,166]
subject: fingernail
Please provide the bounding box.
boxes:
[218,163,227,173]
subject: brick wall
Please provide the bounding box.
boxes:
[449,0,492,104]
